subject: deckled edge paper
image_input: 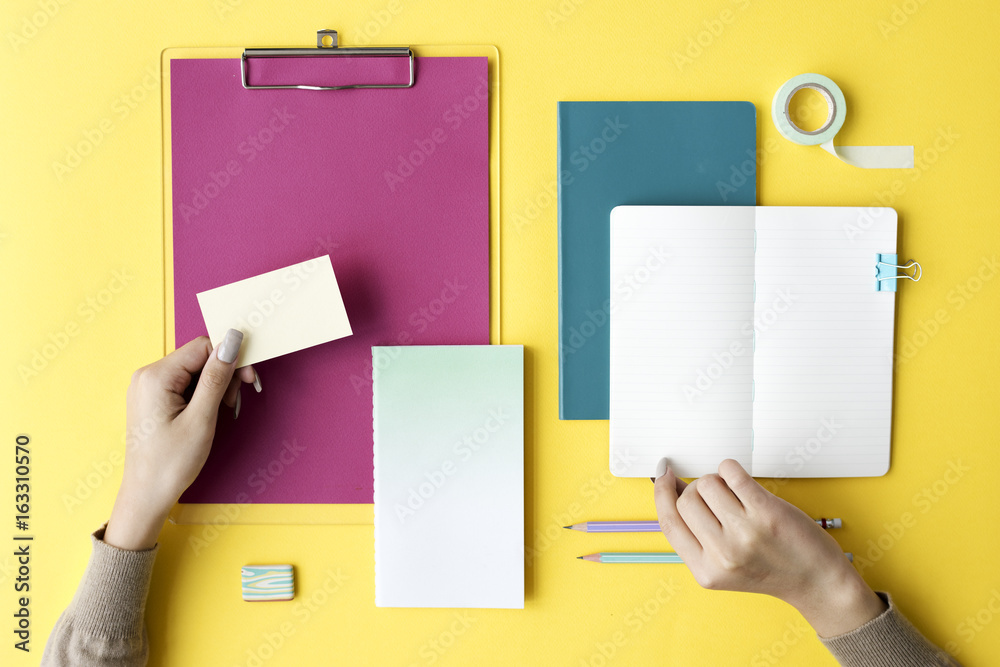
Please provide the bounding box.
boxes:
[196,254,352,368]
[374,345,525,609]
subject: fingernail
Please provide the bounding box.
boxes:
[234,388,241,420]
[654,457,669,480]
[218,328,244,364]
[252,369,262,393]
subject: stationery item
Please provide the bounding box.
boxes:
[772,73,914,168]
[241,565,294,601]
[876,254,922,291]
[566,518,842,532]
[373,345,524,608]
[580,552,854,563]
[164,32,498,515]
[196,255,352,368]
[240,29,414,90]
[610,206,918,478]
[558,101,757,420]
[566,521,661,533]
[579,552,684,564]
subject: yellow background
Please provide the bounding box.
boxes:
[2,1,998,665]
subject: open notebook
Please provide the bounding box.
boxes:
[609,206,899,478]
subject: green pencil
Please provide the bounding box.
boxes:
[578,552,684,564]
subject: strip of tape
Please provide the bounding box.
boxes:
[771,73,914,169]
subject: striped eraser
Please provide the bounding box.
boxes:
[241,565,294,601]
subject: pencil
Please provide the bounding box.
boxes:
[579,551,854,563]
[566,518,842,532]
[578,552,685,564]
[566,521,661,533]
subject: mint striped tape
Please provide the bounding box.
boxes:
[771,73,914,168]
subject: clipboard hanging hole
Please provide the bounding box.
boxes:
[318,30,338,48]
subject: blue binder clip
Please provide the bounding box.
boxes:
[876,253,922,292]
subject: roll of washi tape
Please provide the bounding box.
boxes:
[771,73,914,169]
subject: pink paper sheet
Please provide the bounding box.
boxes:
[171,56,489,504]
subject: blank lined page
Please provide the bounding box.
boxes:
[609,206,756,477]
[751,207,897,477]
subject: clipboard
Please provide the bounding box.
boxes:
[162,31,501,525]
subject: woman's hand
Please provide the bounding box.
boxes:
[653,458,887,637]
[103,331,257,551]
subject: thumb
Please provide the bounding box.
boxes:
[653,462,702,557]
[186,328,243,424]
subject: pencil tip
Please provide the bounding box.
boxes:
[576,556,583,559]
[563,525,571,529]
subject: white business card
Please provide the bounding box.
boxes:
[196,255,352,367]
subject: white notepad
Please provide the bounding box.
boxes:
[373,345,524,609]
[609,206,898,478]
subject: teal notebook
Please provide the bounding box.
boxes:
[558,101,757,420]
[373,345,524,608]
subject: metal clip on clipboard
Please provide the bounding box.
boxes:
[876,253,922,292]
[241,29,415,90]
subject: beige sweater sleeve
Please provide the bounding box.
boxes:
[820,592,961,666]
[41,524,157,667]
